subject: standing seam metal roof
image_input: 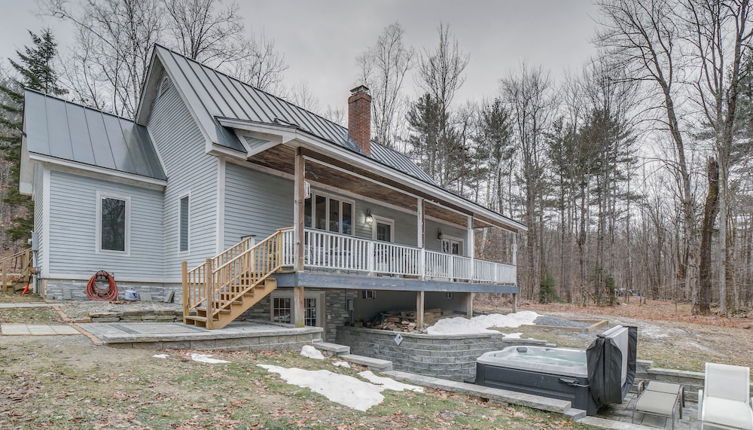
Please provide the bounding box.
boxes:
[23,89,167,180]
[153,45,436,184]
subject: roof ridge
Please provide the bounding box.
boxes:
[24,88,138,124]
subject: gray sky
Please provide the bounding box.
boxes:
[0,0,598,113]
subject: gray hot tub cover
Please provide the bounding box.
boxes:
[586,325,638,406]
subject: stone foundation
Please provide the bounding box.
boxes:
[41,278,182,303]
[336,326,548,381]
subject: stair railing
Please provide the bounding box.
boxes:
[0,249,32,290]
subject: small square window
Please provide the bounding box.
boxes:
[272,297,291,324]
[446,292,454,299]
[361,290,376,300]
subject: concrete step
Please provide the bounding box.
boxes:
[339,354,393,371]
[312,340,350,355]
[576,416,658,430]
[383,370,572,414]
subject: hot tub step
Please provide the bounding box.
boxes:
[339,354,393,371]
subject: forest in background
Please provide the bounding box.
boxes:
[1,0,752,315]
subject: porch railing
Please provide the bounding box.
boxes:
[279,227,516,284]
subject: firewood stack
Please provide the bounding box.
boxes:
[364,308,446,332]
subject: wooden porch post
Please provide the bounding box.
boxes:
[467,215,474,281]
[293,147,305,327]
[205,258,214,329]
[512,293,518,313]
[416,291,425,330]
[512,231,518,313]
[181,261,189,323]
[417,198,425,279]
[466,292,474,318]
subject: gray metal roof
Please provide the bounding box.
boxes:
[24,90,166,180]
[152,45,436,184]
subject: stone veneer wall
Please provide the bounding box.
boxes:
[337,326,548,381]
[41,278,182,303]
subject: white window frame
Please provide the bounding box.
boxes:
[306,190,355,235]
[371,215,395,242]
[95,191,131,256]
[270,290,325,327]
[441,234,464,256]
[178,192,191,256]
[157,76,171,98]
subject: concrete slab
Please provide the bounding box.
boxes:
[1,324,30,335]
[79,321,323,344]
[0,303,57,308]
[50,325,80,335]
[0,323,79,336]
[27,325,58,335]
[383,370,572,413]
[577,416,659,430]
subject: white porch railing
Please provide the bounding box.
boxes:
[280,228,516,285]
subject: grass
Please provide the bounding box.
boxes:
[0,341,595,429]
[0,291,44,303]
[0,307,63,324]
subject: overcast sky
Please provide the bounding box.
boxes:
[0,0,599,113]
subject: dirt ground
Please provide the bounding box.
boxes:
[0,335,590,430]
[482,301,753,377]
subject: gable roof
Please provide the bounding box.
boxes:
[23,89,167,180]
[138,45,435,184]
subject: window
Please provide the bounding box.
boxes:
[272,297,291,323]
[98,194,129,253]
[361,290,376,300]
[179,195,189,253]
[158,76,171,98]
[441,237,463,255]
[445,292,454,299]
[304,192,354,235]
[304,297,318,327]
[372,216,394,242]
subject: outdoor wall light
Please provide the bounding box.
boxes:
[437,229,443,240]
[365,209,373,224]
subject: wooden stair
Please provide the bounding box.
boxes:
[1,249,32,293]
[182,231,284,329]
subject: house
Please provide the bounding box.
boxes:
[19,44,525,341]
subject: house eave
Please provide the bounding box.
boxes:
[29,152,168,189]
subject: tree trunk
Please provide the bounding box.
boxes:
[698,157,719,315]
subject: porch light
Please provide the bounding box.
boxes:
[437,229,443,240]
[365,209,373,224]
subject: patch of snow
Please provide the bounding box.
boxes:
[258,364,385,411]
[152,354,169,359]
[190,353,229,364]
[641,325,669,339]
[426,311,539,335]
[505,333,523,339]
[300,345,325,360]
[358,371,424,392]
[333,361,351,368]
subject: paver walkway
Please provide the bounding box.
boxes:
[1,323,79,336]
[0,303,57,309]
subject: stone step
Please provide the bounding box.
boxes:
[339,354,393,371]
[312,340,350,355]
[383,370,572,414]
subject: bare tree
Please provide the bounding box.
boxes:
[287,81,320,112]
[227,33,288,93]
[681,0,753,313]
[698,157,720,313]
[597,0,698,309]
[358,22,414,148]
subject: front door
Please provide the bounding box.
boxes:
[442,237,463,255]
[372,216,394,242]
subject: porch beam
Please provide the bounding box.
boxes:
[416,291,425,330]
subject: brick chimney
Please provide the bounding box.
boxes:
[348,85,371,155]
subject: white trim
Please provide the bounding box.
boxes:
[440,234,464,256]
[144,126,168,183]
[178,191,191,256]
[216,158,225,253]
[372,215,395,242]
[30,153,167,188]
[226,158,418,217]
[42,167,50,278]
[217,118,525,231]
[95,191,131,256]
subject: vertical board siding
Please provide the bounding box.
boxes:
[223,163,294,247]
[148,81,217,280]
[47,170,164,278]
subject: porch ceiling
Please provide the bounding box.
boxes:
[248,144,513,231]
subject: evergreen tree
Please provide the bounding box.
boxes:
[0,29,65,246]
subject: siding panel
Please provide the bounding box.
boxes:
[47,170,164,278]
[148,81,217,280]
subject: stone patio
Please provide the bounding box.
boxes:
[78,320,324,351]
[597,391,699,429]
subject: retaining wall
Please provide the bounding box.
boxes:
[636,359,753,403]
[41,278,182,303]
[336,326,547,381]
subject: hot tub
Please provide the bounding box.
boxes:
[475,346,596,413]
[474,325,638,415]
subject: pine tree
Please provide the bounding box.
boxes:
[0,29,65,247]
